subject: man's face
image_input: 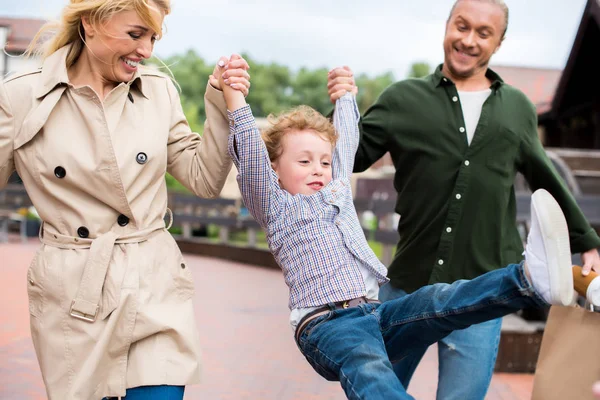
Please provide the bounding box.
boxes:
[443,0,505,81]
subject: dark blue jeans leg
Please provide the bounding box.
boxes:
[380,262,544,363]
[379,283,427,388]
[104,385,185,400]
[297,305,414,400]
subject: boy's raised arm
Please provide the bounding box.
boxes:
[219,59,283,228]
[332,90,360,180]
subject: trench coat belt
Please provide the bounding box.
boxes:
[40,220,168,323]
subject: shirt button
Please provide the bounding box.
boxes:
[54,166,66,179]
[455,194,462,200]
[136,152,148,164]
[77,226,89,238]
[443,78,448,82]
[452,96,458,102]
[464,160,470,166]
[438,259,444,265]
[117,214,129,227]
[446,227,452,233]
[459,127,465,133]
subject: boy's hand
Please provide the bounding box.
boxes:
[216,54,247,111]
[209,54,251,97]
[328,66,357,103]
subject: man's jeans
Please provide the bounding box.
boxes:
[379,282,503,400]
[296,262,542,400]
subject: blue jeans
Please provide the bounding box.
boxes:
[296,262,543,400]
[104,385,184,400]
[379,282,503,400]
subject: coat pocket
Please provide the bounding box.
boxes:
[167,235,195,301]
[26,249,46,318]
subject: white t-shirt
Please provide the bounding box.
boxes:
[458,89,492,145]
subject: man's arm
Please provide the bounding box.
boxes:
[328,66,391,173]
[518,102,600,273]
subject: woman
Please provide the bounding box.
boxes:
[0,0,250,399]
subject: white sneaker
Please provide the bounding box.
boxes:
[524,189,574,306]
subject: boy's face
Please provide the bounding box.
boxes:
[272,129,333,196]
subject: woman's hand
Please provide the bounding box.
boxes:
[209,54,251,97]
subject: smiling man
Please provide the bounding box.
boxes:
[327,0,600,399]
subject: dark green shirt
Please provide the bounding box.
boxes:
[355,65,600,293]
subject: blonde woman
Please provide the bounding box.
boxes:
[0,0,250,399]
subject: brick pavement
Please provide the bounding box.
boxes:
[0,239,534,399]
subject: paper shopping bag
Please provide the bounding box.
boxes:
[531,305,600,400]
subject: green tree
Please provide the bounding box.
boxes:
[407,62,431,78]
[355,72,395,114]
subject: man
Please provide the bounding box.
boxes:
[327,0,600,398]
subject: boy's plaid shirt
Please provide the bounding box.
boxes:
[228,94,388,309]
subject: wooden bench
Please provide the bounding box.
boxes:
[169,193,238,242]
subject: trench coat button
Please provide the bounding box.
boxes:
[117,214,129,226]
[136,152,148,164]
[54,166,66,178]
[77,226,89,238]
[181,263,186,269]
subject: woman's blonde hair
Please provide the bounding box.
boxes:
[26,0,170,68]
[262,105,338,163]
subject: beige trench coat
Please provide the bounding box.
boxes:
[0,45,232,399]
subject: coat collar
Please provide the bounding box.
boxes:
[35,44,148,99]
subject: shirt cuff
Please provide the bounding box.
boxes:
[226,104,255,133]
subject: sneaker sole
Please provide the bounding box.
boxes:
[531,189,574,306]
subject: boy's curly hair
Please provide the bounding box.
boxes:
[262,105,338,163]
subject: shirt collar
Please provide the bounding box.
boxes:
[35,44,147,99]
[433,64,504,91]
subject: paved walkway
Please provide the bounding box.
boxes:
[1,239,534,399]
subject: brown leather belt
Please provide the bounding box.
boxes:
[294,297,381,344]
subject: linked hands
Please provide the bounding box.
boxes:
[328,66,358,103]
[209,54,251,97]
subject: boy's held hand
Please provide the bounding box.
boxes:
[328,66,357,103]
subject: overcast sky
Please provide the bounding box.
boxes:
[1,0,588,79]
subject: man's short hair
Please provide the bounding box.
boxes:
[448,0,509,40]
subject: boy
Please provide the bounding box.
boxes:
[222,77,573,399]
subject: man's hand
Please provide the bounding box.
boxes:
[328,66,357,103]
[581,248,600,275]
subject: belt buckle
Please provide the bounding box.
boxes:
[342,301,350,309]
[69,300,99,323]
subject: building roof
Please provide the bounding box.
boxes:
[490,65,563,114]
[543,0,599,119]
[0,17,46,54]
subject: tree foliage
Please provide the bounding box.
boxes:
[407,62,431,78]
[151,51,401,127]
